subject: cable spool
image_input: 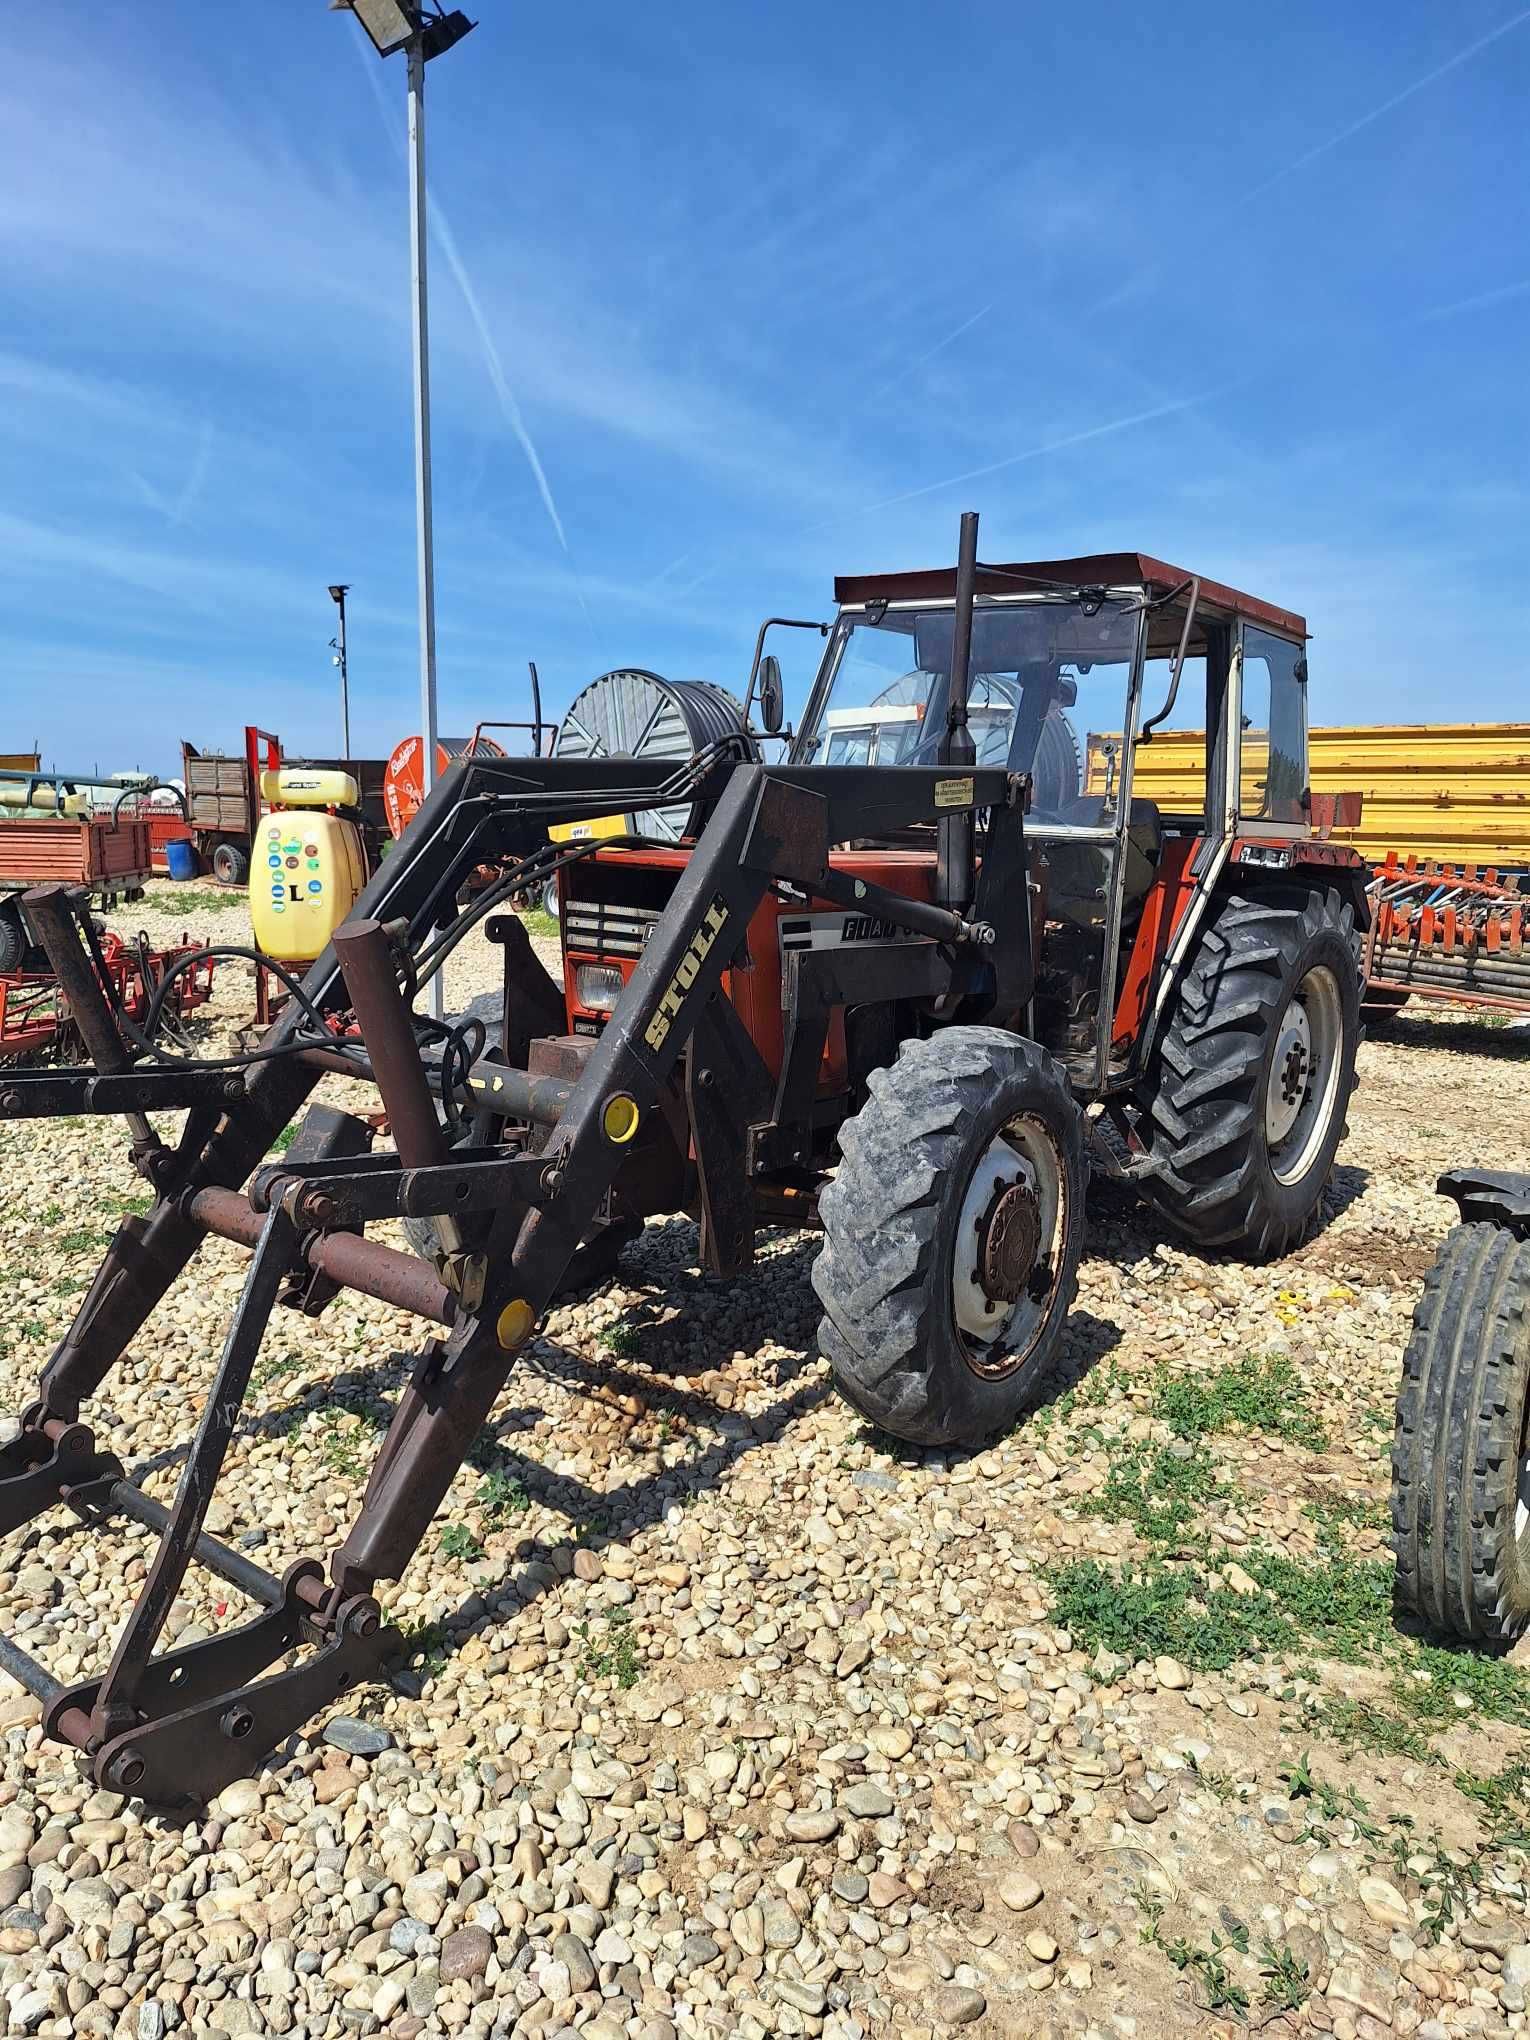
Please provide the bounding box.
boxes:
[552,670,756,842]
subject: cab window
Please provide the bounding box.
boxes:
[1239,628,1307,823]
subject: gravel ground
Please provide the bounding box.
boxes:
[0,881,1525,2040]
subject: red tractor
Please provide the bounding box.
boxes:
[0,513,1369,1799]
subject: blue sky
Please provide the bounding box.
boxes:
[4,0,1527,777]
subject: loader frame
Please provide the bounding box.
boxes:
[0,753,1024,1802]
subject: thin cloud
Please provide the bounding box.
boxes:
[130,419,214,526]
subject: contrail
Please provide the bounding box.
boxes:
[427,200,572,557]
[1417,276,1530,322]
[353,38,579,575]
[1227,6,1530,215]
[852,380,1240,517]
[861,302,994,410]
[1097,7,1530,312]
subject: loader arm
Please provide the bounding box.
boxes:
[0,753,1017,1802]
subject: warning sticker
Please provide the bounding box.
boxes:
[933,776,975,809]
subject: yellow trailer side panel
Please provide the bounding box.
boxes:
[1087,722,1530,868]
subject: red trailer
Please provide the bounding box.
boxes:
[0,817,151,971]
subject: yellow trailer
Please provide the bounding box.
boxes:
[1089,721,1530,869]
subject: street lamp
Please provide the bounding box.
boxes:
[328,584,351,756]
[330,0,475,900]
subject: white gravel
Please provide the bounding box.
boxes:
[0,881,1523,2038]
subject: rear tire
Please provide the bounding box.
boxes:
[211,840,249,887]
[813,1026,1086,1447]
[1392,1222,1530,1644]
[1136,883,1360,1260]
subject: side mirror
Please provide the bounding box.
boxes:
[758,654,785,736]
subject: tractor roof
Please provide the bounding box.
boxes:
[832,552,1306,642]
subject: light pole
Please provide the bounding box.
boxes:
[328,583,351,756]
[331,1,474,1015]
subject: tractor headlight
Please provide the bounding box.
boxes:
[575,963,625,1013]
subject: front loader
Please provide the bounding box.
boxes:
[0,512,1369,1800]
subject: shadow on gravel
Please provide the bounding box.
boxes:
[1364,1012,1530,1060]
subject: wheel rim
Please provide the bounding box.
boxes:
[1265,964,1344,1185]
[952,1113,1069,1380]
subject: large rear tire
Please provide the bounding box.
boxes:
[1392,1221,1530,1644]
[1135,883,1361,1260]
[813,1026,1086,1447]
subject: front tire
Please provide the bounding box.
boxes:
[813,1026,1086,1447]
[1136,883,1361,1260]
[1392,1222,1530,1644]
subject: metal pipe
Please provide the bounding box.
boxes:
[331,921,448,1171]
[407,39,444,1023]
[0,1632,64,1710]
[22,884,155,1151]
[937,511,979,912]
[188,1187,456,1325]
[109,1482,286,1610]
[461,1061,572,1123]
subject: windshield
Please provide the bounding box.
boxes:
[796,597,1140,823]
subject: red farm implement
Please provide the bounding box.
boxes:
[1364,852,1530,1016]
[0,932,216,1066]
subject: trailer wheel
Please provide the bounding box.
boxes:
[1392,1221,1530,1644]
[1135,883,1360,1260]
[0,901,25,975]
[813,1026,1086,1447]
[210,840,249,887]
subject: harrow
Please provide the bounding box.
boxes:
[0,929,216,1065]
[1364,852,1530,1015]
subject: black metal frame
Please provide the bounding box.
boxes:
[0,743,1024,1802]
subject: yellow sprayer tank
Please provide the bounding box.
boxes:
[248,772,367,963]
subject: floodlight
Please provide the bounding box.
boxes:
[329,0,475,62]
[328,583,349,604]
[329,0,419,59]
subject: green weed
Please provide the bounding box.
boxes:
[1258,1937,1313,2012]
[600,1320,641,1359]
[476,1467,530,1516]
[1153,1352,1327,1451]
[519,908,559,943]
[1083,1441,1226,1549]
[439,1523,483,1562]
[577,1605,640,1689]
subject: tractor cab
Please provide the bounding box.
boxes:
[788,552,1318,1088]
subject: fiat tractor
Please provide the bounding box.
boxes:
[0,512,1368,1799]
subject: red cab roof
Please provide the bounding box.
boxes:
[832,551,1306,641]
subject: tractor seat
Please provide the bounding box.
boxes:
[1037,796,1164,926]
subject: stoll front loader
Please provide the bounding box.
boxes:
[0,514,1369,1800]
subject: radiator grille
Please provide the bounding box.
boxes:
[564,899,661,961]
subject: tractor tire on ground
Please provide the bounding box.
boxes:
[210,840,250,887]
[813,1025,1086,1448]
[0,901,25,975]
[1392,1221,1530,1645]
[1136,883,1360,1260]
